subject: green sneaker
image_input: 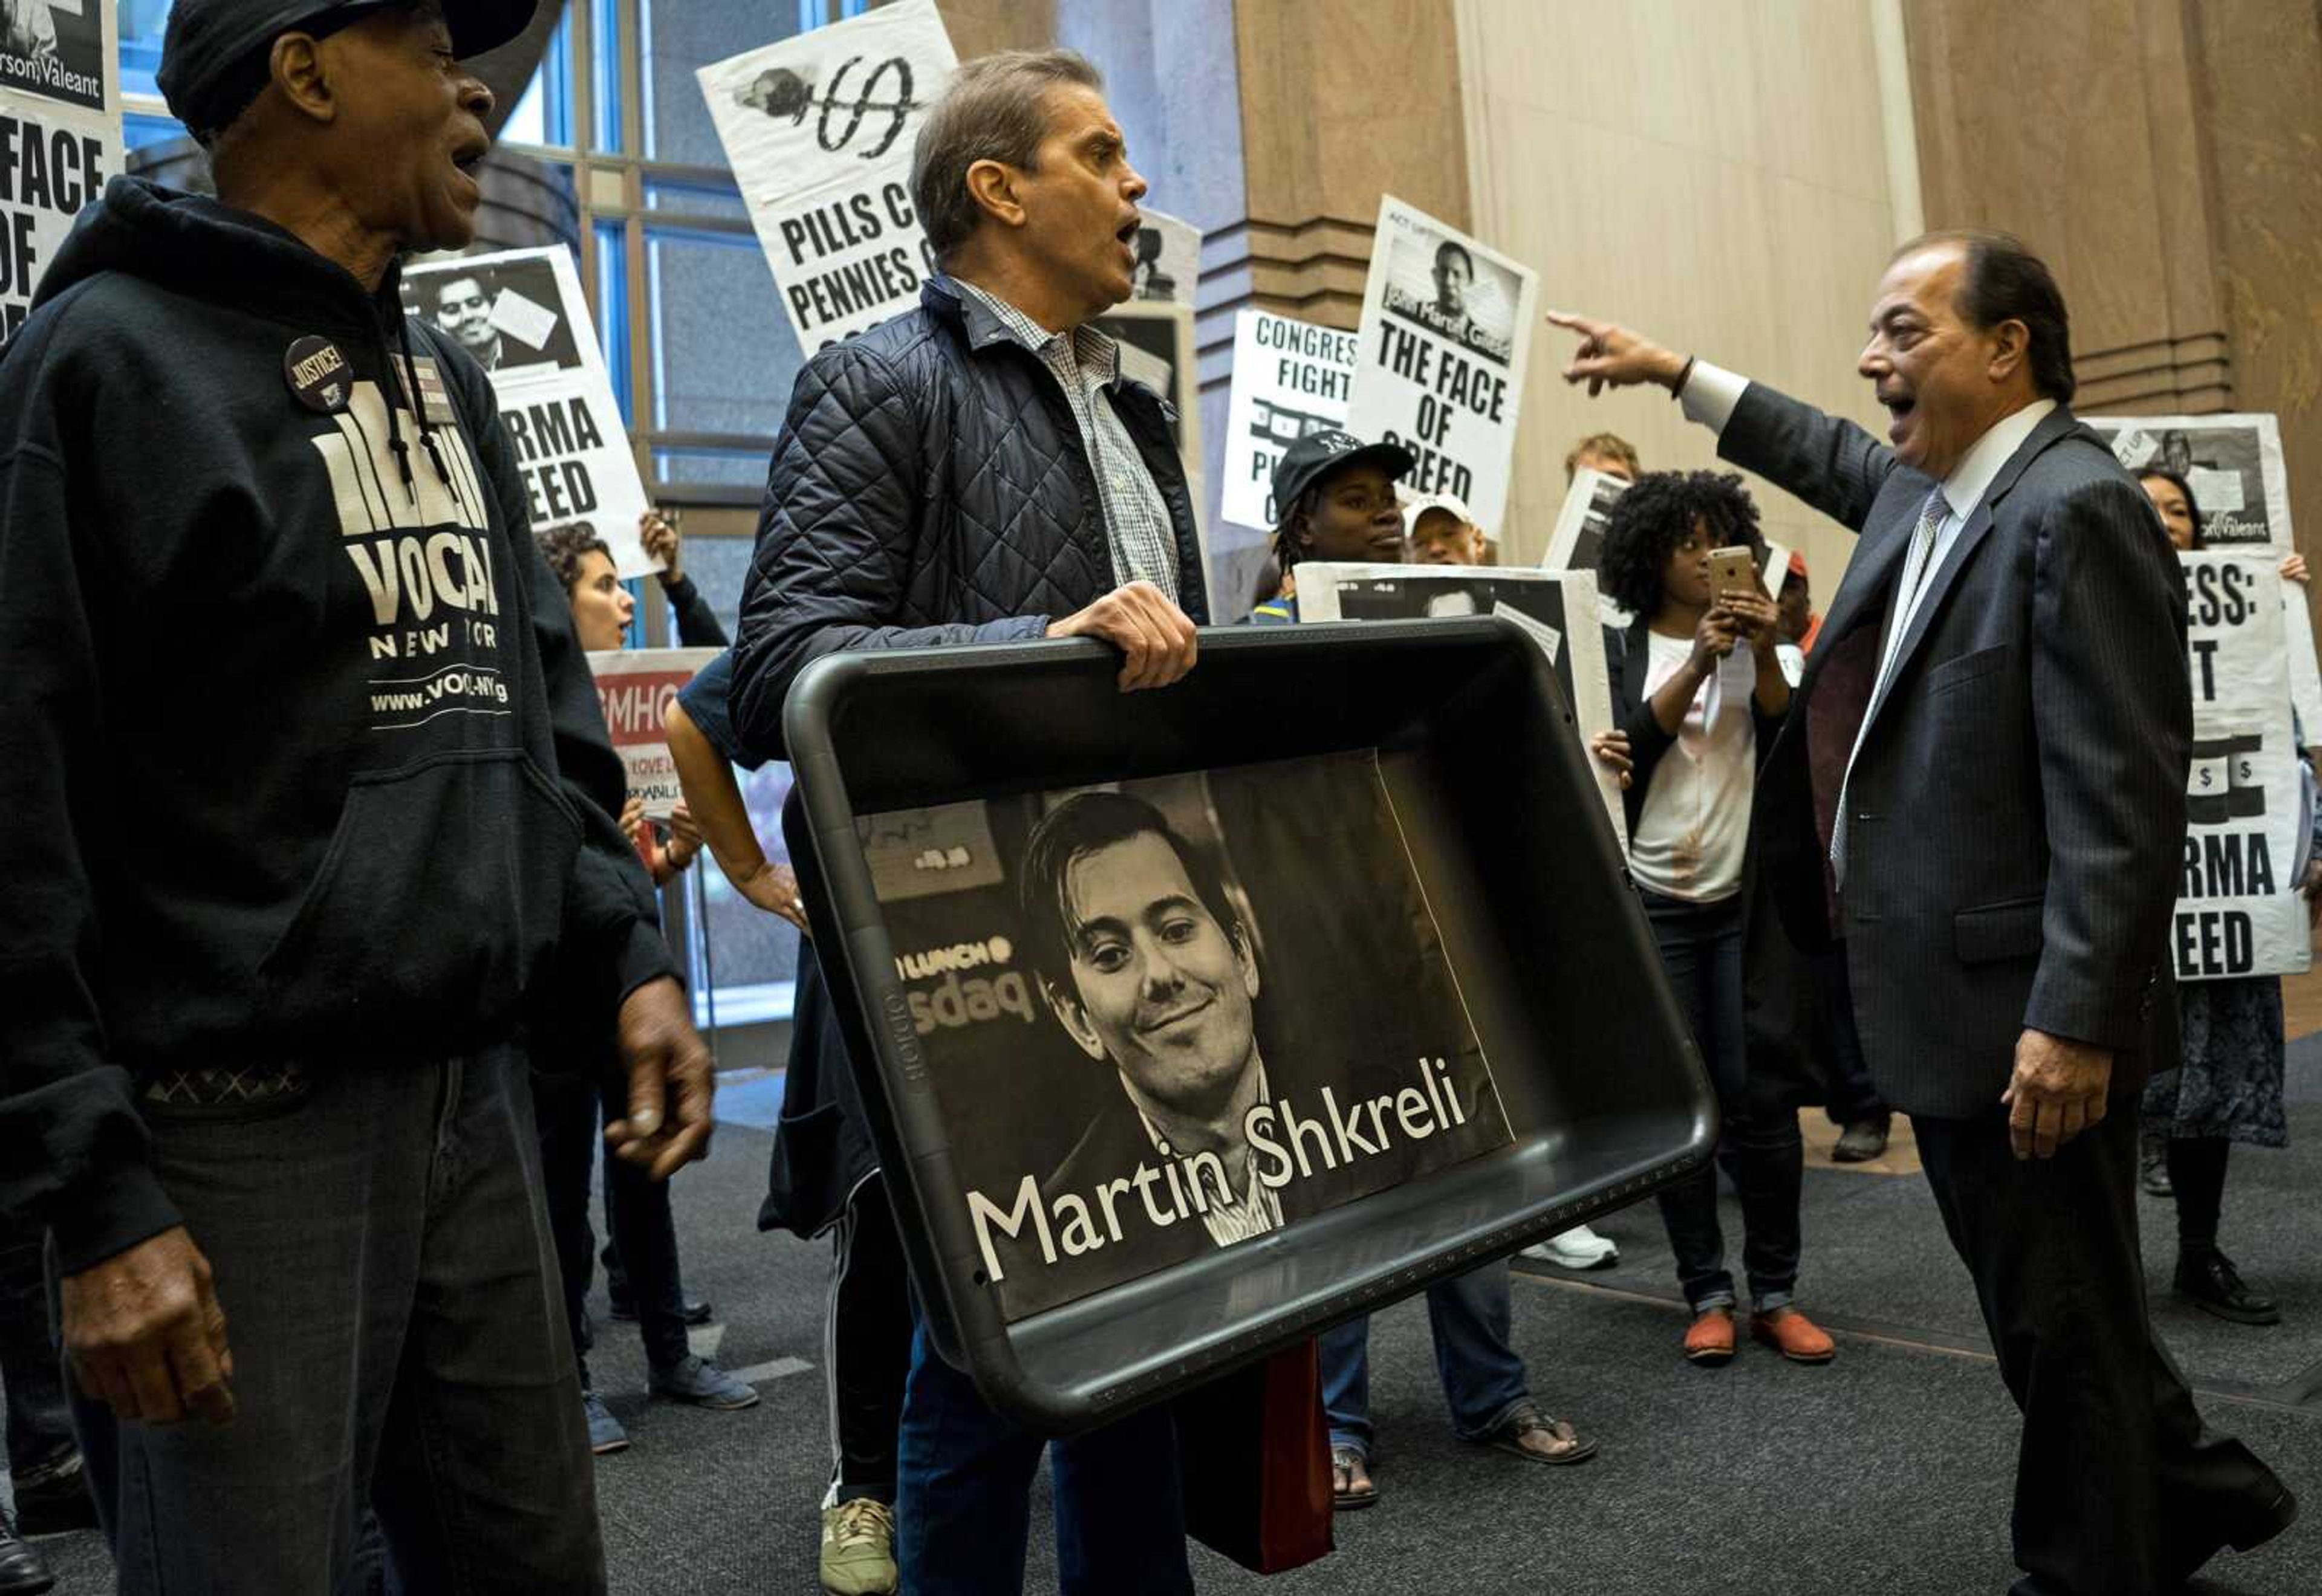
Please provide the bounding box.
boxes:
[819,1497,898,1595]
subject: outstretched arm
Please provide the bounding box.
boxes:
[1544,310,1901,533]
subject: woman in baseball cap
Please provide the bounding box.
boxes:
[1248,430,1415,623]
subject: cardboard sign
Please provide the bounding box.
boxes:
[2175,553,2312,981]
[1296,562,1627,845]
[2090,414,2322,741]
[1346,196,1539,536]
[587,647,723,816]
[401,246,657,577]
[1220,310,1359,533]
[698,0,958,351]
[0,0,117,342]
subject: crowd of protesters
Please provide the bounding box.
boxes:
[0,7,2311,1596]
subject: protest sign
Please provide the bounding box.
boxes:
[1128,207,1199,307]
[401,247,655,577]
[698,0,957,351]
[587,647,722,817]
[1346,196,1538,536]
[2090,414,2322,739]
[862,753,1512,1322]
[1219,310,1359,532]
[2174,553,2312,982]
[1296,563,1627,842]
[1539,467,1633,624]
[0,0,117,341]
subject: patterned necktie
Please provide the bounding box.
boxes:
[1830,486,1950,890]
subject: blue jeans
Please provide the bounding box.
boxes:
[1640,889,1804,1313]
[66,1046,604,1595]
[895,1321,1192,1596]
[1319,1260,1532,1459]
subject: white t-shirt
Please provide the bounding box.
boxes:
[1630,632,1758,903]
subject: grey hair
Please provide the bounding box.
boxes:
[909,50,1104,266]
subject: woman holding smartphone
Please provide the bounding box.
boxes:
[1590,472,1833,1367]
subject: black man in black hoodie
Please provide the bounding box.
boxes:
[0,3,713,1591]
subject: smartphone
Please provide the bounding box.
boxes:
[1708,545,1758,603]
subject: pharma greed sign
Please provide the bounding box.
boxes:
[400,247,655,577]
[699,0,958,351]
[1220,309,1358,532]
[587,648,721,817]
[0,0,118,339]
[1347,197,1539,535]
[2177,553,2312,982]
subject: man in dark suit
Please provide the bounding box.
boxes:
[1547,231,2292,1595]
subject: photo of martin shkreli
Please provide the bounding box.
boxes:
[860,750,1512,1322]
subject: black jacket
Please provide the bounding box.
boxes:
[728,276,1209,758]
[1602,615,1787,835]
[0,179,674,1272]
[1731,384,2188,1118]
[732,278,1209,1238]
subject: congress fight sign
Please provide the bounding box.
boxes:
[2176,553,2312,982]
[1347,196,1539,536]
[0,0,118,340]
[1220,310,1358,533]
[588,647,721,817]
[699,0,958,351]
[400,246,655,577]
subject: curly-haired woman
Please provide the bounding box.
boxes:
[1591,471,1835,1368]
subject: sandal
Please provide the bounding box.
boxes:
[1482,1401,1598,1466]
[1331,1444,1378,1510]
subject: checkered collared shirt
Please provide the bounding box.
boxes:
[952,279,1180,603]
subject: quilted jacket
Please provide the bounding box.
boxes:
[728,276,1211,757]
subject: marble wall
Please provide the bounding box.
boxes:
[1452,0,1905,586]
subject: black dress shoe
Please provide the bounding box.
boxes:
[0,1511,56,1596]
[608,1289,713,1326]
[2168,1481,2298,1585]
[2175,1248,2280,1325]
[11,1450,100,1537]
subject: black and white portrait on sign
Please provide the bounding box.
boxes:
[2091,417,2280,547]
[863,753,1512,1322]
[1126,209,1199,307]
[0,0,106,112]
[1381,224,1518,367]
[401,255,585,375]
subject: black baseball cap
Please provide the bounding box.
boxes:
[160,0,538,141]
[1270,430,1416,521]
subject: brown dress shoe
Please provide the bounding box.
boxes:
[1749,1306,1836,1363]
[1683,1306,1736,1365]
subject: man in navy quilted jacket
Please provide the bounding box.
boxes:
[728,47,1208,1596]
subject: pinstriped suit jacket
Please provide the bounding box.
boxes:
[1728,384,2190,1119]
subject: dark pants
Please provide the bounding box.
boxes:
[827,1180,912,1507]
[0,1208,73,1479]
[1318,1261,1531,1459]
[895,1320,1192,1595]
[1813,943,1887,1125]
[67,1046,603,1595]
[1641,889,1804,1311]
[1914,1104,2281,1595]
[536,1068,691,1374]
